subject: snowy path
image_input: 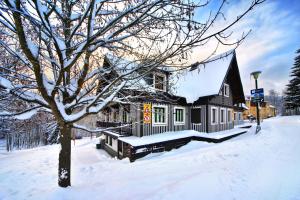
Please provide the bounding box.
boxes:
[0,116,300,200]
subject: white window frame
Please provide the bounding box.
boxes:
[220,108,226,124]
[224,83,230,97]
[152,105,168,126]
[174,106,185,125]
[153,72,167,92]
[211,107,218,125]
[227,109,232,123]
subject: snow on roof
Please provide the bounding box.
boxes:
[105,53,138,75]
[242,103,249,110]
[119,127,247,147]
[174,50,235,103]
[105,53,156,92]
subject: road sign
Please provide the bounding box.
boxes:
[251,88,264,103]
[143,103,152,124]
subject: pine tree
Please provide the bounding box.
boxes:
[285,49,300,114]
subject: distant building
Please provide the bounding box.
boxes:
[243,97,276,120]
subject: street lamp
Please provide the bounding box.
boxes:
[251,71,262,133]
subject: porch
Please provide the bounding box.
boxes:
[118,125,253,162]
[96,121,132,136]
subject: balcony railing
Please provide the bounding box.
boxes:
[96,121,132,136]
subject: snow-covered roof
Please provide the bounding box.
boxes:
[119,127,247,147]
[174,50,235,103]
[105,53,138,75]
[105,53,156,92]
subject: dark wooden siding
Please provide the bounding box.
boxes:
[142,103,189,136]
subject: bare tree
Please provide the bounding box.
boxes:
[0,0,264,187]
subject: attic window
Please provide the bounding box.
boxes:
[154,73,166,91]
[224,83,229,97]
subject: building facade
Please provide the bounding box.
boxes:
[87,50,247,159]
[243,98,276,120]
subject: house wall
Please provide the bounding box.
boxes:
[130,103,142,137]
[243,100,277,120]
[207,105,234,133]
[233,111,244,126]
[189,105,207,132]
[72,114,99,137]
[101,134,119,157]
[131,102,189,136]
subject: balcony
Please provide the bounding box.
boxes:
[96,121,132,136]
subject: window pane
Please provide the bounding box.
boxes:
[155,75,164,90]
[175,109,184,122]
[221,110,224,122]
[154,107,166,123]
[180,110,183,122]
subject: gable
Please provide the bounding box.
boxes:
[223,55,245,104]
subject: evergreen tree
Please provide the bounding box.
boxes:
[285,49,300,113]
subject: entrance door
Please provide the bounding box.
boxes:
[191,107,202,131]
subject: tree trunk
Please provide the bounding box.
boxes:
[58,124,72,187]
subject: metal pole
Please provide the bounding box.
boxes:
[255,79,260,126]
[255,79,261,133]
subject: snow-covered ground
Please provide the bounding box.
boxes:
[1,116,300,200]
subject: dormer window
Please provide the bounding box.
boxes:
[224,83,229,97]
[154,73,166,91]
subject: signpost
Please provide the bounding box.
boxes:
[250,88,264,103]
[250,70,262,134]
[143,103,152,124]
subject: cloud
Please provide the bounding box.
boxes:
[234,1,300,95]
[192,0,300,96]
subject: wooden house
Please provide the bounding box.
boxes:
[243,98,276,120]
[95,50,246,159]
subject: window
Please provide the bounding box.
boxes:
[153,105,168,125]
[228,109,232,123]
[220,108,225,124]
[109,136,112,146]
[113,111,118,122]
[224,83,230,97]
[234,112,237,121]
[211,107,218,125]
[154,73,166,91]
[122,105,130,123]
[191,107,201,124]
[122,110,129,123]
[174,107,185,125]
[118,141,123,153]
[105,135,108,144]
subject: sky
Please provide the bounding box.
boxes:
[192,0,300,96]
